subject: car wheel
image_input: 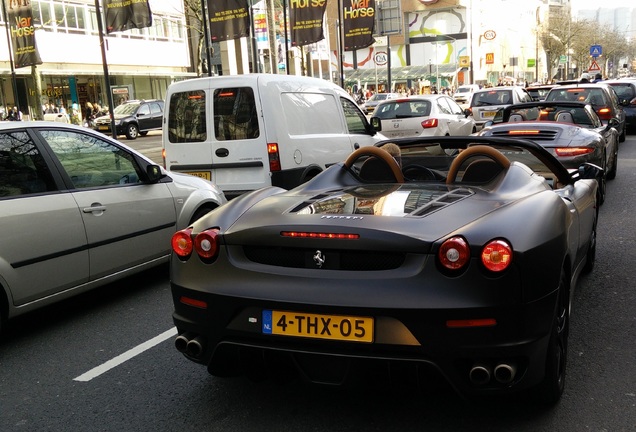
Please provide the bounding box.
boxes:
[125,124,139,140]
[189,206,216,225]
[534,269,569,405]
[582,207,597,274]
[606,145,618,180]
[619,125,626,143]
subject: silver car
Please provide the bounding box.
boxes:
[469,86,533,128]
[0,122,226,331]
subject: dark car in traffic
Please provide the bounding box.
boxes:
[170,136,601,405]
[478,101,618,204]
[604,79,636,132]
[94,99,164,140]
[545,83,626,142]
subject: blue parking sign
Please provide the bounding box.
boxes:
[590,45,602,58]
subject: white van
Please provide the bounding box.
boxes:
[162,74,385,199]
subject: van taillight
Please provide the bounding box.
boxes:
[268,143,281,172]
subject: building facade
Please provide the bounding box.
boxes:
[0,0,193,120]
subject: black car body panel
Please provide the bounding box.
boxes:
[170,136,598,403]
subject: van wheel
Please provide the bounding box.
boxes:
[125,124,139,140]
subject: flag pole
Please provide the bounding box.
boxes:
[1,0,21,118]
[94,0,117,139]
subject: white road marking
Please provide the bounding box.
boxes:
[74,327,178,382]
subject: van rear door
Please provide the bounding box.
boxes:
[164,78,268,196]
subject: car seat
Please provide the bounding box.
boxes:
[555,111,574,123]
[461,159,504,183]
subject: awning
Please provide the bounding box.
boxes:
[345,65,464,84]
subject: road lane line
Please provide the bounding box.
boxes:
[74,327,178,382]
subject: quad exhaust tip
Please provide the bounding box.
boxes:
[469,362,517,385]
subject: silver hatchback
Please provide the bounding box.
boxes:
[0,122,226,331]
[469,87,533,128]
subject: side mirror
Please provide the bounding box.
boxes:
[370,116,382,132]
[463,108,472,117]
[146,164,164,183]
[606,118,619,131]
[484,120,494,127]
[577,162,603,181]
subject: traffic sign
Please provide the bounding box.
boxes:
[589,59,601,73]
[590,45,602,58]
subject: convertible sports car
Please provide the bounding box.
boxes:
[170,136,600,404]
[477,101,618,204]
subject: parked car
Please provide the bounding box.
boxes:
[525,84,557,101]
[478,101,618,204]
[468,86,533,128]
[452,84,480,105]
[0,122,226,332]
[603,78,636,132]
[94,99,164,140]
[362,92,399,114]
[369,94,476,138]
[545,83,626,142]
[170,136,601,405]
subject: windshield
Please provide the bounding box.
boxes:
[375,100,431,119]
[472,90,512,106]
[113,103,140,115]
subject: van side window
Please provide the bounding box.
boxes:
[340,98,369,134]
[168,90,207,143]
[281,93,342,135]
[213,87,260,141]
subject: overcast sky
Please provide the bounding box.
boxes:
[571,0,631,12]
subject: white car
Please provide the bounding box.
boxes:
[363,92,399,114]
[369,95,476,138]
[453,84,480,105]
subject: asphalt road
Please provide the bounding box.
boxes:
[1,135,635,431]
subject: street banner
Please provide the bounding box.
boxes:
[343,0,376,51]
[104,0,153,34]
[5,0,42,68]
[290,0,327,47]
[208,0,250,42]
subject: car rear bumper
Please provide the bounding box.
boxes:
[171,283,557,396]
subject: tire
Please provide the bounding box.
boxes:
[125,123,139,140]
[606,144,618,180]
[189,206,215,225]
[582,208,597,274]
[619,124,626,143]
[534,270,569,405]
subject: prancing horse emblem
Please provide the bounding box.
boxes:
[313,250,325,268]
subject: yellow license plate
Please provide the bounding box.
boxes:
[483,111,497,118]
[262,310,373,343]
[183,171,211,181]
[98,125,109,130]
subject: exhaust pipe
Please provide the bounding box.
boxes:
[186,336,205,358]
[175,332,194,353]
[494,363,517,384]
[469,364,492,385]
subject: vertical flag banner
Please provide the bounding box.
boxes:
[104,0,153,34]
[290,0,327,47]
[208,0,250,42]
[5,0,42,68]
[343,0,376,51]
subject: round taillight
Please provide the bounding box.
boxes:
[172,229,193,257]
[194,229,220,260]
[439,236,470,270]
[481,239,513,272]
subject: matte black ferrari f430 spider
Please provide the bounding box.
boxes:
[170,136,600,405]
